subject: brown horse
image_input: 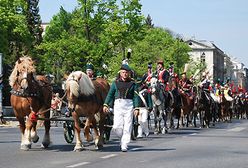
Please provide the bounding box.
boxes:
[9,56,52,150]
[66,71,109,151]
[179,90,195,127]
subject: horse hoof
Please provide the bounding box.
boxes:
[32,136,39,143]
[73,147,83,152]
[96,144,103,150]
[21,144,31,151]
[41,142,51,148]
[162,130,168,134]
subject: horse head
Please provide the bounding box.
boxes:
[66,71,95,112]
[150,76,159,94]
[9,56,36,91]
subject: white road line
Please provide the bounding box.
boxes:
[190,133,197,136]
[100,154,118,159]
[228,127,246,132]
[130,148,141,151]
[66,162,90,168]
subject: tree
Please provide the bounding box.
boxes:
[0,0,34,105]
[38,0,146,81]
[26,0,43,46]
[0,0,32,63]
[124,27,191,76]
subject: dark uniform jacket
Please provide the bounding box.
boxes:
[104,78,139,108]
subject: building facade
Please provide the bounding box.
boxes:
[186,39,225,82]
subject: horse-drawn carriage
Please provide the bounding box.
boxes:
[9,56,141,151]
[9,56,114,151]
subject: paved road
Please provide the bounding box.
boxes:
[0,119,248,168]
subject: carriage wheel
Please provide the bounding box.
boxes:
[63,121,74,143]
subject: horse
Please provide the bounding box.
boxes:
[166,76,181,129]
[179,88,195,128]
[197,88,213,128]
[149,76,168,134]
[219,88,233,122]
[65,71,109,151]
[233,94,245,119]
[9,56,52,150]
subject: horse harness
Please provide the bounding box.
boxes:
[10,77,53,121]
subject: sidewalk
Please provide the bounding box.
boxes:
[0,120,19,127]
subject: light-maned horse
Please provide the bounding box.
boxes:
[219,89,233,122]
[66,71,109,151]
[9,56,52,150]
[150,77,168,134]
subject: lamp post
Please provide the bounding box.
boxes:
[0,53,3,122]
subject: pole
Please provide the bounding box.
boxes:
[0,53,3,120]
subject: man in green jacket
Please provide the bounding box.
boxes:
[103,64,139,152]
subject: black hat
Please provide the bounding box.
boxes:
[120,64,131,71]
[86,63,94,70]
[148,62,152,69]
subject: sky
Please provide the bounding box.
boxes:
[39,0,248,66]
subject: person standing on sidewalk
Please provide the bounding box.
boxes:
[103,64,139,152]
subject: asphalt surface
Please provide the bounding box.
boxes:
[0,119,248,168]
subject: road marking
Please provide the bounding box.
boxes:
[190,133,197,136]
[0,130,8,133]
[100,154,118,159]
[66,162,90,168]
[130,148,141,151]
[228,127,246,132]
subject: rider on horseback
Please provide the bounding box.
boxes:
[141,62,153,87]
[199,71,212,101]
[86,62,95,80]
[179,72,193,100]
[156,59,170,92]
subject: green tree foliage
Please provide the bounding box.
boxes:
[38,0,145,82]
[126,27,191,76]
[26,0,43,46]
[0,0,32,64]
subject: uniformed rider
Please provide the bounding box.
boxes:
[179,72,193,99]
[156,59,170,91]
[136,77,153,138]
[86,63,95,80]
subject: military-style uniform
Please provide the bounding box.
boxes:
[135,81,153,138]
[104,65,139,151]
[86,63,95,80]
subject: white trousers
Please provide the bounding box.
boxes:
[137,107,149,137]
[113,99,133,149]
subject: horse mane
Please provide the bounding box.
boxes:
[9,56,36,88]
[66,71,95,97]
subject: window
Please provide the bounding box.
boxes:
[201,52,205,63]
